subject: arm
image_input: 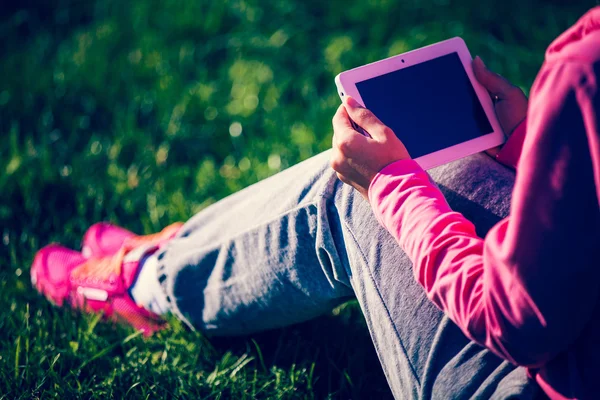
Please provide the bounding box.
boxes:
[368,60,600,366]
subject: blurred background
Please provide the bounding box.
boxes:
[0,0,594,398]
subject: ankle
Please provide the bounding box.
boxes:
[129,253,170,315]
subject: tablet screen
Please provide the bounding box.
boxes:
[355,52,493,158]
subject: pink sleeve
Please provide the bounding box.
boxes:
[368,60,600,367]
[495,119,527,170]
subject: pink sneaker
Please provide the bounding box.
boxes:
[82,222,183,258]
[31,242,167,336]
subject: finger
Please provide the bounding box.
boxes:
[332,105,352,148]
[334,125,369,156]
[332,103,354,132]
[472,56,516,100]
[332,105,370,154]
[344,96,391,141]
[330,149,350,175]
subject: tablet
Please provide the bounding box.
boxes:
[334,37,505,170]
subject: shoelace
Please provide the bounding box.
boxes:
[71,222,182,285]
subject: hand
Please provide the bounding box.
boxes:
[472,56,528,157]
[331,96,410,200]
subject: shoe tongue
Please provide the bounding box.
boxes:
[122,243,157,288]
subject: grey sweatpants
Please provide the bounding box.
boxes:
[154,150,542,399]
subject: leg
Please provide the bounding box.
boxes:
[157,150,355,335]
[156,151,541,398]
[337,153,539,399]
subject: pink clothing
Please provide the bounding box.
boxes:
[494,117,526,169]
[368,8,600,400]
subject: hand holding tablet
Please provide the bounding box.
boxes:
[334,37,506,170]
[331,97,412,199]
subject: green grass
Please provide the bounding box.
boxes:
[0,0,594,398]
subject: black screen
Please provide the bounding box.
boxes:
[355,52,493,158]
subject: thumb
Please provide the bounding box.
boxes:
[472,56,515,100]
[344,96,389,140]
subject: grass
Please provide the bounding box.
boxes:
[0,0,595,398]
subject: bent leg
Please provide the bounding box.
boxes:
[156,151,540,398]
[337,153,540,399]
[156,150,355,335]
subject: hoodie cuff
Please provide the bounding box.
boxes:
[368,159,424,221]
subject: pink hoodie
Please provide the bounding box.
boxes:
[368,8,600,399]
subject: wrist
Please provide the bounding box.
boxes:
[495,117,528,169]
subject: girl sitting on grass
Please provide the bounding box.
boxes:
[31,8,600,400]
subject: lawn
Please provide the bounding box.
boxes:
[0,0,594,398]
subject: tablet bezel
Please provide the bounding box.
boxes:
[334,37,505,170]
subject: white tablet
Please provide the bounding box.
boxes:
[335,37,505,170]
